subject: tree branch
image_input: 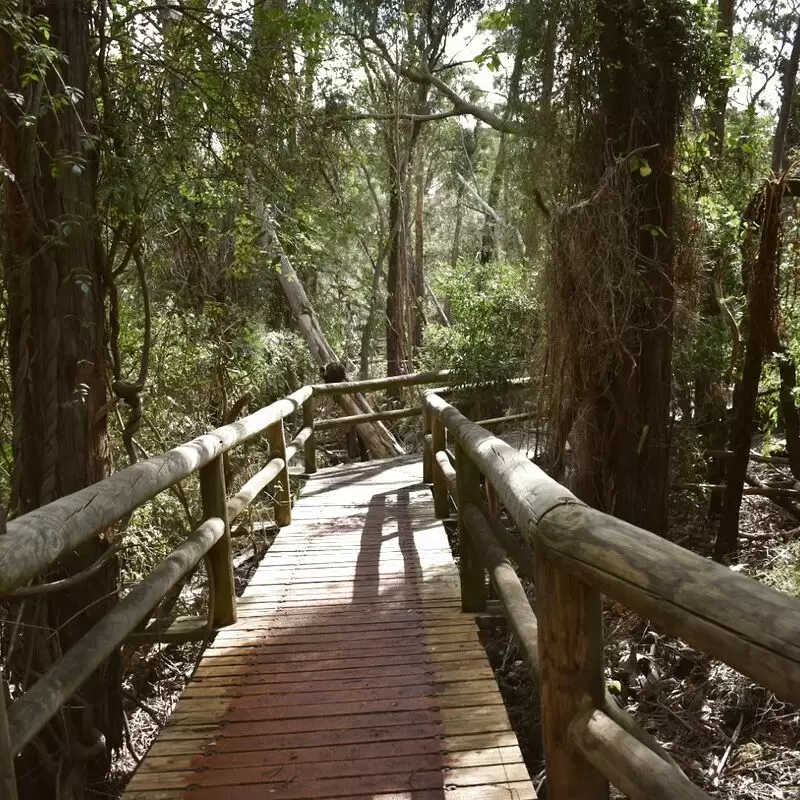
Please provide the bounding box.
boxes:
[339,109,463,123]
[363,35,522,135]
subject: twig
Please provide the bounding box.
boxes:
[122,688,165,727]
[713,714,744,787]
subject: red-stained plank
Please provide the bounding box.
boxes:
[124,457,535,799]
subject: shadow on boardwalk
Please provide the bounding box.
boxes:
[123,458,535,800]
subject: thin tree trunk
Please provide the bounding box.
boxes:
[778,350,800,479]
[716,18,800,560]
[1,2,120,794]
[411,145,425,356]
[386,177,408,378]
[450,182,464,268]
[709,0,734,157]
[479,8,527,265]
[359,255,384,381]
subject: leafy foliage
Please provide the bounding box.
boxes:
[423,259,536,382]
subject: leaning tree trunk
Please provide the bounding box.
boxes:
[716,19,800,560]
[1,2,120,795]
[255,213,404,458]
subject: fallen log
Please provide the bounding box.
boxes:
[254,207,404,458]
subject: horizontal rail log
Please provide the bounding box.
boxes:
[424,375,532,398]
[462,503,539,678]
[315,406,422,430]
[540,503,800,705]
[0,387,311,593]
[8,519,224,755]
[126,614,210,646]
[225,426,309,524]
[462,503,684,772]
[674,482,800,498]
[288,425,313,454]
[475,410,540,428]
[570,710,710,800]
[705,449,790,466]
[425,392,800,706]
[311,369,449,397]
[475,501,537,581]
[227,458,284,523]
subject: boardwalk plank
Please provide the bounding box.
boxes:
[124,457,535,799]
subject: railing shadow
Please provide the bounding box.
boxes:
[135,462,519,798]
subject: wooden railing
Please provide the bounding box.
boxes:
[3,368,529,797]
[423,390,800,800]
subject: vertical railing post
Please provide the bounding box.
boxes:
[431,414,449,519]
[422,402,433,484]
[267,418,292,527]
[486,479,501,518]
[454,443,486,613]
[0,671,17,800]
[303,394,317,475]
[534,548,607,800]
[200,455,236,628]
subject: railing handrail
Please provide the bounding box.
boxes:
[0,386,312,594]
[0,366,528,798]
[0,370,473,594]
[311,368,450,396]
[425,391,800,700]
[424,389,800,800]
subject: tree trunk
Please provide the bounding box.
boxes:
[479,8,527,265]
[550,1,691,534]
[1,2,120,795]
[708,0,734,158]
[716,19,800,560]
[411,145,426,357]
[778,349,800,480]
[254,212,404,458]
[359,256,384,381]
[386,170,410,379]
[451,182,464,268]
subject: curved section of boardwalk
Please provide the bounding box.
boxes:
[125,457,536,800]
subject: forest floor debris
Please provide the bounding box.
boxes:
[475,486,799,800]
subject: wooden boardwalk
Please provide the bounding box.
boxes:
[124,457,536,800]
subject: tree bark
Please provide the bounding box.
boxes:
[386,178,409,378]
[590,1,678,533]
[450,182,464,268]
[550,1,692,534]
[716,19,800,560]
[1,1,120,794]
[480,6,527,264]
[778,349,800,480]
[359,255,384,381]
[708,0,735,158]
[411,144,426,357]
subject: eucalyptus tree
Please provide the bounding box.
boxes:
[339,0,485,378]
